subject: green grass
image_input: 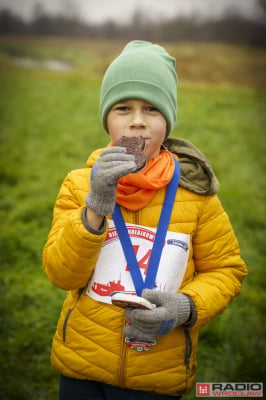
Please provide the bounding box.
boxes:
[0,36,265,399]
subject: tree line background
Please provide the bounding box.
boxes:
[0,0,266,46]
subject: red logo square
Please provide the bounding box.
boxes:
[196,383,210,397]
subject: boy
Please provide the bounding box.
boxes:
[43,41,247,399]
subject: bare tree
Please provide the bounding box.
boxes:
[258,0,266,12]
[31,2,46,20]
[59,0,80,20]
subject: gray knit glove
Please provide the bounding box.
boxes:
[124,289,191,341]
[85,147,136,216]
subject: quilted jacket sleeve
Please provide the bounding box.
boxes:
[43,170,108,290]
[180,194,247,329]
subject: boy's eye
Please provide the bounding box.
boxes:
[146,106,159,113]
[115,105,128,111]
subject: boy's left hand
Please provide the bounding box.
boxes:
[124,289,191,341]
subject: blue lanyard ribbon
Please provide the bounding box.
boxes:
[112,158,180,296]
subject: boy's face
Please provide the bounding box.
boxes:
[106,99,167,160]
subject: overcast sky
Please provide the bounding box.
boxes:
[0,0,262,23]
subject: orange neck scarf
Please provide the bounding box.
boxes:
[116,149,176,211]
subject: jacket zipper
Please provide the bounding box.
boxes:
[134,209,140,226]
[119,316,127,388]
[118,210,139,386]
[63,287,84,342]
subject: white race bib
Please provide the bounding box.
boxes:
[87,220,190,304]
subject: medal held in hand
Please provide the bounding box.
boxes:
[111,292,156,351]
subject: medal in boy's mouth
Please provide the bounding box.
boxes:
[114,136,147,172]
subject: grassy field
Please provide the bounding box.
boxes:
[0,36,265,400]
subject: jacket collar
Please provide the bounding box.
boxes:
[163,137,220,195]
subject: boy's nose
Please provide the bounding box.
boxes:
[130,111,146,128]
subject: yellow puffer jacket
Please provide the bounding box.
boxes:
[43,140,247,396]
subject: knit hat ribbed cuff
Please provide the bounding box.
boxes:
[100,80,176,135]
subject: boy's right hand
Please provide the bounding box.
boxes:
[85,146,136,216]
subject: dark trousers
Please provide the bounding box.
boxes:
[59,375,182,400]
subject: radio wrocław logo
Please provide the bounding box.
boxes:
[196,383,263,397]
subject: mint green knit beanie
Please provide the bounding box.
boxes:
[100,40,177,137]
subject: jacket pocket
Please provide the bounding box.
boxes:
[63,287,84,343]
[184,328,192,372]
